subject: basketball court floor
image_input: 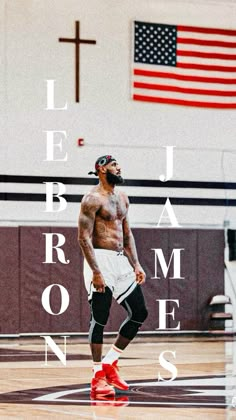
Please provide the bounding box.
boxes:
[0,335,235,419]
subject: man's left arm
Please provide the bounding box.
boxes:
[123,213,146,285]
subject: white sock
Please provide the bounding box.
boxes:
[102,345,123,365]
[93,362,103,377]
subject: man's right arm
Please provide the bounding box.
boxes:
[78,194,105,292]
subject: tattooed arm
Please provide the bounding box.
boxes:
[78,193,105,293]
[123,199,146,285]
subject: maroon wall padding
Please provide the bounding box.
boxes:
[48,227,88,333]
[19,227,89,333]
[0,227,224,334]
[132,228,169,331]
[0,227,20,334]
[197,230,225,330]
[168,229,198,330]
[20,227,51,333]
[132,229,202,331]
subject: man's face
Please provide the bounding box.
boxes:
[105,160,124,185]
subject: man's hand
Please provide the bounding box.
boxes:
[92,272,106,293]
[134,265,146,285]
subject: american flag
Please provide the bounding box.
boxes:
[133,21,236,108]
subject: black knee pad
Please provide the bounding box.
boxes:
[119,319,142,340]
[89,286,112,344]
[89,322,104,344]
[119,285,148,340]
[122,285,148,322]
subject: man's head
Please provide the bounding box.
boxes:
[88,155,124,185]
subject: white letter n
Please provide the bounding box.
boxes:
[40,336,69,366]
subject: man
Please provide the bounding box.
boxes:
[78,155,148,399]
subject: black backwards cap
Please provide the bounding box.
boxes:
[88,155,116,176]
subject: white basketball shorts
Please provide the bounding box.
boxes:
[83,249,137,303]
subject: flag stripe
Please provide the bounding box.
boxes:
[135,86,236,103]
[178,25,236,36]
[134,74,235,93]
[178,38,236,47]
[177,50,236,60]
[133,81,236,97]
[177,62,236,72]
[178,55,236,66]
[177,36,236,48]
[133,69,236,84]
[133,94,236,108]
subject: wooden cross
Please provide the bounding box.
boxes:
[59,21,96,103]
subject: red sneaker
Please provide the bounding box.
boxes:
[114,396,129,406]
[103,361,129,391]
[90,371,115,399]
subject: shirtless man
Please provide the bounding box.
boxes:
[78,155,148,399]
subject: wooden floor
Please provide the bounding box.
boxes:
[0,335,236,419]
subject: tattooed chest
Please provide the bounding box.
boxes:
[98,196,127,221]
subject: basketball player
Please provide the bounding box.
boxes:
[78,155,148,398]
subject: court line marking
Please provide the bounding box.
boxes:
[33,376,236,407]
[37,407,107,418]
[34,399,231,407]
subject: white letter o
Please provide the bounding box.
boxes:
[41,284,70,315]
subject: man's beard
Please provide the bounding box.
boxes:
[106,170,124,185]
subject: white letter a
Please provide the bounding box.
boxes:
[157,198,180,227]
